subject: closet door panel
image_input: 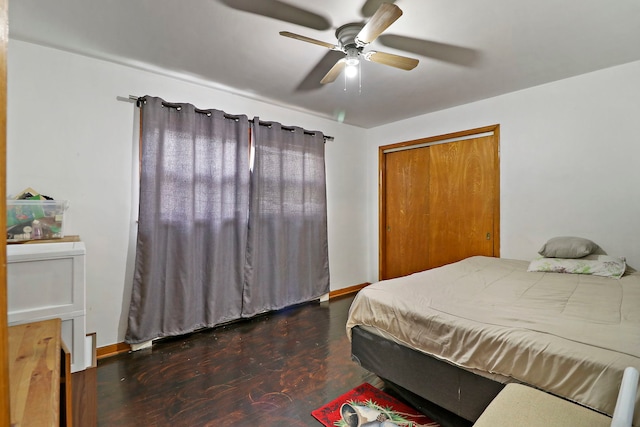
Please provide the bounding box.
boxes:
[427,136,496,269]
[382,148,431,280]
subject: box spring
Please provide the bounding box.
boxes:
[351,325,504,426]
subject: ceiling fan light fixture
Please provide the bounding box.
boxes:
[345,61,359,78]
[346,56,359,66]
[345,47,360,78]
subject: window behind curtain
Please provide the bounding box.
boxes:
[242,120,330,317]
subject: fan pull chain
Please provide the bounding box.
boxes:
[358,60,362,94]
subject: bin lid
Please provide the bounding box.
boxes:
[7,241,86,260]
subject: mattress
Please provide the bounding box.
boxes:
[346,256,640,425]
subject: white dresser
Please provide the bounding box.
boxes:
[7,240,88,372]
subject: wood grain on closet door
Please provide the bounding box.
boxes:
[427,136,497,269]
[382,147,431,280]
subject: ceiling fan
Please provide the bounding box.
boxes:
[279,3,419,85]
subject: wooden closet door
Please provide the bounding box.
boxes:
[427,136,497,269]
[380,126,499,280]
[382,147,431,280]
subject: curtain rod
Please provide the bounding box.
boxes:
[129,95,334,141]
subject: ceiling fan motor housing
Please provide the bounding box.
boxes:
[336,23,365,50]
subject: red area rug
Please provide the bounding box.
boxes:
[312,382,440,426]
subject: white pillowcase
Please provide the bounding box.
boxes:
[527,254,626,279]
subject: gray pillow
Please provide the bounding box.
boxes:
[538,236,597,258]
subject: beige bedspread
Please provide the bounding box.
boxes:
[346,256,640,425]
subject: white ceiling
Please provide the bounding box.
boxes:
[8,0,640,128]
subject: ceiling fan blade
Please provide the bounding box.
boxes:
[355,3,403,46]
[363,51,419,70]
[378,34,481,67]
[360,0,396,18]
[280,31,339,50]
[320,59,347,84]
[296,51,346,91]
[219,0,331,31]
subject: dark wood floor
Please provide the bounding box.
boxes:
[97,296,393,426]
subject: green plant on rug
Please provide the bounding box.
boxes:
[337,398,424,426]
[312,383,440,427]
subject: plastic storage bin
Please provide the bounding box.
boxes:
[6,199,68,242]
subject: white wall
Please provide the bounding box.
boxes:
[365,60,640,280]
[6,40,370,347]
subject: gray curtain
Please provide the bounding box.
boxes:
[242,119,330,317]
[126,96,250,344]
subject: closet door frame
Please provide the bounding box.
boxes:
[378,124,500,280]
[1,0,9,421]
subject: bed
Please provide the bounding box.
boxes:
[346,254,640,426]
